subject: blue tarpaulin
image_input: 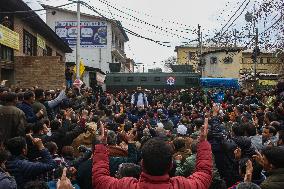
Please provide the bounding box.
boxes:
[200,78,240,89]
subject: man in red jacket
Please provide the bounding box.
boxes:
[92,118,212,189]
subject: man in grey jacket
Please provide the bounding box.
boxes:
[0,92,26,142]
[32,86,67,120]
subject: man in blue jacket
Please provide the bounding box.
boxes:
[18,91,44,123]
[5,136,58,189]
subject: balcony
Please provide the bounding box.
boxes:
[111,43,126,60]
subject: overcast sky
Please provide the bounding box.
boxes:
[24,0,259,70]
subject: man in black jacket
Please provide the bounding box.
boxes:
[6,136,57,189]
[77,133,138,189]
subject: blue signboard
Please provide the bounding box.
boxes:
[55,21,107,48]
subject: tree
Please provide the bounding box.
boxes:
[255,0,284,51]
[163,56,177,72]
[205,0,283,52]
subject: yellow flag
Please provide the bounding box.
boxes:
[74,59,85,76]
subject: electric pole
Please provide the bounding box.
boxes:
[198,24,201,54]
[76,0,81,79]
[197,24,202,76]
[253,28,259,90]
[245,5,259,91]
[200,32,203,56]
[233,29,238,47]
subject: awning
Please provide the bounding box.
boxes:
[84,66,105,75]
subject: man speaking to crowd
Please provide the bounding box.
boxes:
[131,87,148,108]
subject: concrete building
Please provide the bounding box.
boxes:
[175,44,284,89]
[241,51,283,76]
[174,45,218,72]
[201,48,242,79]
[43,5,133,88]
[240,51,284,88]
[0,0,72,89]
[124,58,135,73]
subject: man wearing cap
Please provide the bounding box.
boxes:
[131,87,148,108]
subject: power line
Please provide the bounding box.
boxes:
[99,0,194,30]
[81,2,172,48]
[220,0,251,37]
[260,14,283,35]
[20,3,76,20]
[214,0,251,46]
[96,0,193,39]
[206,0,251,47]
[216,0,249,38]
[84,0,194,40]
[97,1,188,43]
[0,2,75,14]
[121,21,179,41]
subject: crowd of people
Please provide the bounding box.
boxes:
[0,81,284,189]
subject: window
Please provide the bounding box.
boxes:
[43,46,52,56]
[127,77,133,82]
[141,77,147,81]
[114,77,120,82]
[223,57,233,64]
[185,77,194,84]
[0,45,13,61]
[188,52,195,61]
[43,49,47,56]
[267,58,270,64]
[154,77,160,81]
[23,30,37,56]
[56,52,63,61]
[210,57,217,64]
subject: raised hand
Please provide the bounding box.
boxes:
[62,84,67,91]
[36,109,44,118]
[1,80,8,86]
[244,160,253,182]
[82,109,89,119]
[253,151,264,167]
[199,118,209,142]
[234,147,242,160]
[33,138,45,151]
[97,121,107,144]
[212,103,220,116]
[66,109,73,120]
[57,168,74,189]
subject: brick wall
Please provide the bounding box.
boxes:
[14,56,65,89]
